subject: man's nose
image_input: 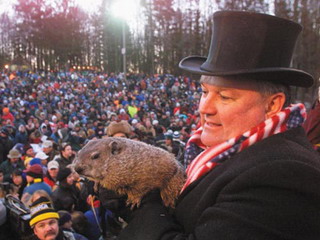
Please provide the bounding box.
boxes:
[199,95,217,115]
[45,223,54,232]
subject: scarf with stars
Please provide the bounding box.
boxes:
[181,103,306,193]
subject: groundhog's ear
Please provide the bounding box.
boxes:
[109,141,122,155]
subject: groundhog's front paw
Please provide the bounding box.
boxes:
[126,192,142,210]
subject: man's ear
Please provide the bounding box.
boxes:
[265,92,286,118]
[33,226,38,235]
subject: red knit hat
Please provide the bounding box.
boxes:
[25,164,43,178]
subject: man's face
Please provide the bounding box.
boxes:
[66,174,74,185]
[0,172,3,183]
[62,146,73,158]
[101,114,107,120]
[33,218,59,240]
[41,158,48,166]
[199,76,268,147]
[165,138,172,146]
[0,132,7,138]
[26,175,34,183]
[48,168,58,179]
[43,147,52,154]
[12,175,22,185]
[10,158,19,164]
[26,148,35,157]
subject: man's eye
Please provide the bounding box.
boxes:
[201,90,208,95]
[49,220,56,225]
[219,94,231,100]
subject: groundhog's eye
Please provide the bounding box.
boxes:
[91,152,100,160]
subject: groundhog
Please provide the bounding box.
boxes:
[74,137,186,208]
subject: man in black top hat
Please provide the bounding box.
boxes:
[115,11,320,240]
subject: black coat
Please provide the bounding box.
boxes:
[118,127,320,240]
[0,136,14,163]
[56,155,74,170]
[52,182,80,212]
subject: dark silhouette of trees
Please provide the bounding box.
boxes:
[0,0,319,101]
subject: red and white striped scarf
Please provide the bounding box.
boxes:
[181,103,306,193]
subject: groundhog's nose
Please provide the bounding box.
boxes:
[75,165,84,174]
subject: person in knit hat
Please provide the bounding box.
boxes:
[56,167,72,183]
[58,210,72,229]
[22,143,36,167]
[29,196,60,240]
[58,210,88,240]
[21,164,52,206]
[30,196,85,240]
[51,167,81,212]
[1,107,15,124]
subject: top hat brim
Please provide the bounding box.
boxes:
[179,56,314,88]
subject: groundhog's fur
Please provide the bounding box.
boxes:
[74,138,186,208]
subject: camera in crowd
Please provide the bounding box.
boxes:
[1,193,33,240]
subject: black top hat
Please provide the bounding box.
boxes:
[179,11,314,87]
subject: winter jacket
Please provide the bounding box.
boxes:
[118,127,320,240]
[22,181,52,196]
[61,228,88,240]
[52,182,81,212]
[44,174,57,189]
[0,159,25,182]
[56,155,74,170]
[14,131,29,145]
[0,136,14,163]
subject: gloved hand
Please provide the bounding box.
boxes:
[96,186,131,223]
[121,189,163,223]
[97,186,164,223]
[97,187,127,211]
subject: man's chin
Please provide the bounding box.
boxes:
[200,132,223,147]
[45,235,57,240]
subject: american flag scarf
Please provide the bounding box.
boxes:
[181,103,306,193]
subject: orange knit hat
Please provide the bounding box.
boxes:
[2,107,9,114]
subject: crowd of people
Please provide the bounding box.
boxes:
[0,70,202,239]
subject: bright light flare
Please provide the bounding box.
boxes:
[111,0,140,23]
[74,0,101,13]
